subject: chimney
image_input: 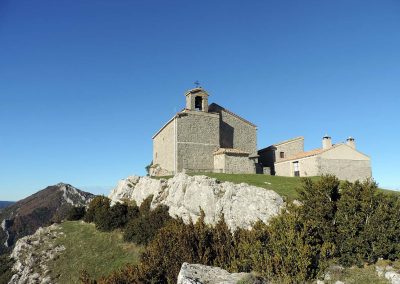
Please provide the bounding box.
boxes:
[322,135,332,150]
[346,136,356,149]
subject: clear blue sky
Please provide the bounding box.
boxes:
[1,0,399,201]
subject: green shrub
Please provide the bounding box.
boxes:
[84,196,110,224]
[91,176,400,284]
[66,206,86,221]
[124,204,171,244]
[0,254,14,284]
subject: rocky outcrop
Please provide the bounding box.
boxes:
[8,224,65,284]
[109,173,284,230]
[376,265,400,284]
[177,263,266,284]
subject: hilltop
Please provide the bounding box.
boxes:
[156,173,399,200]
[9,221,142,283]
[0,183,94,255]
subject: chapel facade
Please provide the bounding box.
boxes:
[150,88,259,176]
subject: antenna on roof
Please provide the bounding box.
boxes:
[194,80,201,88]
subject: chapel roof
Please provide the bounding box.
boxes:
[209,103,257,128]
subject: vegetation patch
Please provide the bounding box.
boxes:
[49,221,143,283]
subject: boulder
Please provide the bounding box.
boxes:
[177,262,266,284]
[109,173,285,230]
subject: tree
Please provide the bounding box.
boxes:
[66,206,86,221]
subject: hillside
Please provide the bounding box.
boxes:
[0,201,14,210]
[50,221,143,283]
[8,221,142,283]
[0,183,94,255]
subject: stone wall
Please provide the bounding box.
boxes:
[176,111,220,172]
[258,137,304,174]
[209,105,257,156]
[319,159,372,182]
[214,153,255,174]
[274,138,304,162]
[153,118,175,175]
[274,156,319,177]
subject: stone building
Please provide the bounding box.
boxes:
[258,136,372,182]
[150,88,258,176]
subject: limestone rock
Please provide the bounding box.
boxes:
[177,262,266,284]
[385,271,400,284]
[374,265,400,284]
[8,224,65,284]
[109,173,285,230]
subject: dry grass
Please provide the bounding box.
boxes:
[48,221,143,283]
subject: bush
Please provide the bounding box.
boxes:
[90,176,400,283]
[0,254,14,284]
[124,204,171,244]
[66,206,86,221]
[84,196,110,224]
[335,179,400,266]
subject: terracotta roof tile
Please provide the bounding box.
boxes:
[276,144,341,163]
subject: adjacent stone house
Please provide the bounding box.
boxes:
[258,136,372,182]
[150,88,258,176]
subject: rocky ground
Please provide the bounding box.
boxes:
[109,173,285,231]
[177,263,266,284]
[8,224,65,284]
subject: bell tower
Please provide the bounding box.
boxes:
[185,87,209,112]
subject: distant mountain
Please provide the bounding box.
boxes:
[0,201,14,210]
[0,183,95,255]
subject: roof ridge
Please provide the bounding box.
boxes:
[209,103,257,128]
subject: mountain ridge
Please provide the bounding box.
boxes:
[0,183,95,255]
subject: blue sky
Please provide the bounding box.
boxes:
[1,0,399,201]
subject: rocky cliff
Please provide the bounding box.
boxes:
[109,173,285,230]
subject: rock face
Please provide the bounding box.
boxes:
[109,173,284,230]
[8,224,65,284]
[177,263,266,284]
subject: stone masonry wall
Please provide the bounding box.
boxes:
[319,159,372,182]
[224,154,255,174]
[274,138,304,162]
[218,110,257,156]
[176,111,220,172]
[153,119,175,175]
[274,156,319,177]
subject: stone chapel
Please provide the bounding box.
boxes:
[150,88,259,176]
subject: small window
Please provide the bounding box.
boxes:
[280,152,285,158]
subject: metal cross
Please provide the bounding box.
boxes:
[194,80,200,88]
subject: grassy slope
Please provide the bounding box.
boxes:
[49,221,142,283]
[193,173,315,200]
